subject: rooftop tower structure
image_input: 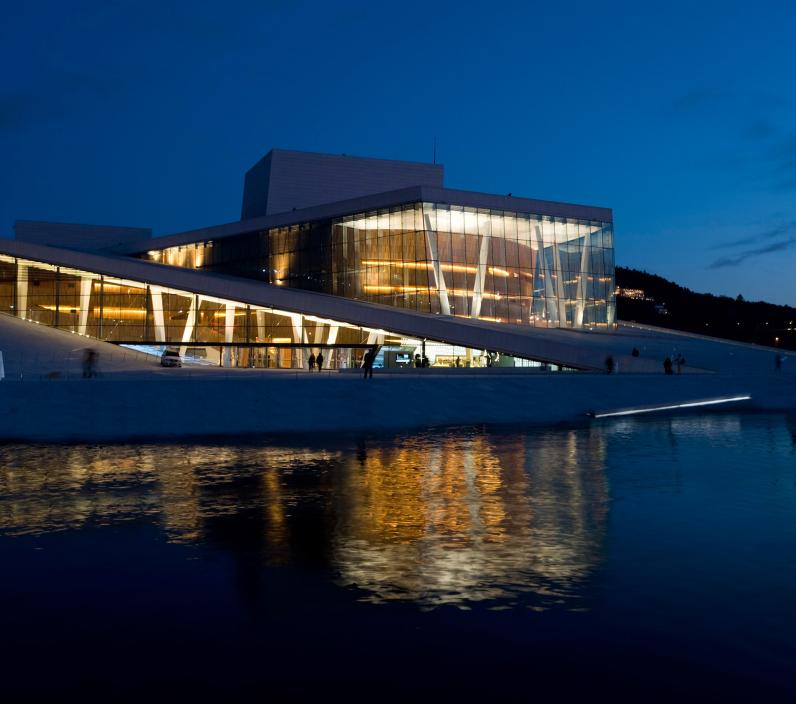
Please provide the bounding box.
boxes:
[241,149,445,218]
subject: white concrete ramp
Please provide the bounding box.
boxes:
[0,314,155,378]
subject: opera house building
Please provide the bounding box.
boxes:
[0,150,615,370]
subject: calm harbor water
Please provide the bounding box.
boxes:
[1,413,795,700]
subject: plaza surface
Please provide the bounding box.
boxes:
[1,313,793,441]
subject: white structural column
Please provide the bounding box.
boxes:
[255,309,266,342]
[423,214,451,316]
[222,302,235,367]
[149,286,166,342]
[16,263,28,319]
[551,240,568,325]
[290,313,306,368]
[256,309,268,368]
[77,276,93,335]
[471,226,492,319]
[325,324,339,369]
[314,322,325,350]
[178,294,197,356]
[574,229,591,327]
[534,226,558,324]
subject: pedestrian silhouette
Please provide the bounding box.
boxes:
[605,355,615,374]
[316,352,324,371]
[631,347,639,357]
[362,349,375,379]
[308,352,316,371]
[663,356,673,375]
[82,348,98,378]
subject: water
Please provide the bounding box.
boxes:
[1,414,795,700]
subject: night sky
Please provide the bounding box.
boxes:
[2,1,795,305]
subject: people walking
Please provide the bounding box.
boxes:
[663,356,673,375]
[455,356,461,368]
[316,351,324,371]
[605,355,615,374]
[308,352,316,371]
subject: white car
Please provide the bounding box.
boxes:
[160,349,182,367]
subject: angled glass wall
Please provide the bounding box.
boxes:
[325,203,615,327]
[0,254,550,370]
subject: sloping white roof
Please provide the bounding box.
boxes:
[0,238,609,370]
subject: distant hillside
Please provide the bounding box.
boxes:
[615,266,796,351]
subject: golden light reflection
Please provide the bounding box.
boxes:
[0,431,608,608]
[331,431,608,606]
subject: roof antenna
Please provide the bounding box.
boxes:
[433,136,437,165]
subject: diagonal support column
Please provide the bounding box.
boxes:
[575,229,591,328]
[362,330,384,368]
[179,294,197,356]
[534,225,558,324]
[552,242,568,325]
[290,313,307,368]
[325,324,339,368]
[424,214,451,315]
[149,286,166,342]
[471,228,491,319]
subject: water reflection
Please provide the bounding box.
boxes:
[333,431,608,605]
[0,428,608,607]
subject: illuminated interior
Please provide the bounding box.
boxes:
[0,253,555,369]
[144,201,615,329]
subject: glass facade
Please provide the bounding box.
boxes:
[145,201,615,329]
[0,254,550,370]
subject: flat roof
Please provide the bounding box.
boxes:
[251,147,446,172]
[110,185,612,256]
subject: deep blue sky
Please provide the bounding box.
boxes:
[2,1,796,304]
